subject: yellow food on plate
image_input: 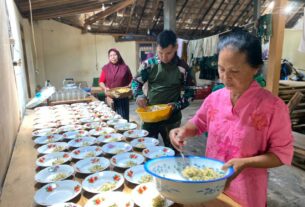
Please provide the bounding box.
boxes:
[182,166,223,181]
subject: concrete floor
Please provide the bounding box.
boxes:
[130,99,305,207]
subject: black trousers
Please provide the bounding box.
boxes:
[113,98,129,121]
[142,120,181,153]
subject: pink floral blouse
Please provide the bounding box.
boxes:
[190,81,293,207]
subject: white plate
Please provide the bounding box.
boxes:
[82,171,124,194]
[37,142,68,154]
[34,180,82,206]
[62,130,89,139]
[106,119,128,126]
[114,123,137,131]
[83,121,107,129]
[34,134,64,145]
[123,129,148,138]
[35,165,74,183]
[131,182,174,207]
[33,122,58,130]
[124,165,153,185]
[74,157,110,174]
[84,192,134,207]
[130,138,159,149]
[71,146,103,159]
[111,152,145,169]
[50,202,81,207]
[97,133,124,144]
[67,137,96,148]
[36,152,72,167]
[32,128,58,137]
[100,114,121,121]
[142,146,175,159]
[34,118,57,125]
[89,127,115,136]
[101,142,132,155]
[79,116,100,123]
[57,125,84,133]
[57,119,80,126]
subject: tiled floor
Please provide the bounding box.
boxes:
[130,99,305,207]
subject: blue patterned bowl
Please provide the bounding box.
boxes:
[144,156,234,204]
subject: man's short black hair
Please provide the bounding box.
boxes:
[157,30,177,48]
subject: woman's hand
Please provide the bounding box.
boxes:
[136,97,147,108]
[222,158,248,189]
[106,96,114,107]
[169,127,188,151]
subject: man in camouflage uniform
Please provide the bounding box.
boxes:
[131,30,195,150]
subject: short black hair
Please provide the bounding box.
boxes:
[217,30,263,68]
[157,30,177,48]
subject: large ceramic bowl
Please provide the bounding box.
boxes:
[144,156,234,205]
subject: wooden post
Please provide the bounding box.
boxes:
[266,0,288,95]
[163,0,176,32]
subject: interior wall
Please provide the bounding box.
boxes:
[282,29,305,70]
[0,0,22,193]
[34,20,137,89]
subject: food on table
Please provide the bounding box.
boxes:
[52,158,65,165]
[125,161,137,168]
[85,152,95,158]
[152,195,166,207]
[139,175,153,184]
[51,173,67,181]
[89,165,105,173]
[182,166,224,181]
[97,182,116,192]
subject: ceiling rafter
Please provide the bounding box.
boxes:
[84,0,134,26]
[231,0,252,27]
[27,2,106,20]
[200,0,226,36]
[18,0,94,12]
[176,0,188,21]
[136,0,148,33]
[125,0,138,33]
[151,1,163,31]
[190,0,216,37]
[215,0,240,33]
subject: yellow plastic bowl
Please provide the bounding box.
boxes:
[136,104,172,123]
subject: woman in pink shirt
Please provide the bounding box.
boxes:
[169,30,293,207]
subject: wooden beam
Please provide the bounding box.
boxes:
[231,0,252,27]
[151,1,163,31]
[190,0,216,37]
[136,0,148,33]
[18,0,93,12]
[176,0,188,20]
[125,0,138,33]
[201,0,226,35]
[85,0,134,25]
[147,0,160,30]
[216,0,240,32]
[28,3,105,20]
[266,0,288,95]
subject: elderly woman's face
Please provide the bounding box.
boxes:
[218,48,257,93]
[109,51,118,64]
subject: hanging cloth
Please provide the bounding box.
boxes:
[258,14,272,43]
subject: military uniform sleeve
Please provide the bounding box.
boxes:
[171,60,195,112]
